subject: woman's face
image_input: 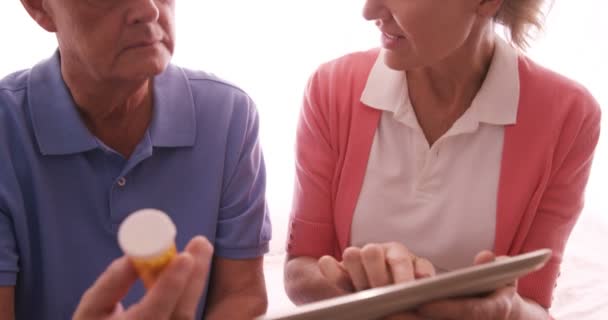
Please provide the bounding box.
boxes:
[46,0,176,82]
[363,0,485,70]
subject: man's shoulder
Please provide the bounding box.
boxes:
[159,65,258,146]
[0,69,30,92]
[168,65,257,123]
[0,69,31,134]
[176,65,251,101]
[0,69,30,113]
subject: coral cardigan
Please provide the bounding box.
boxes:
[287,49,601,308]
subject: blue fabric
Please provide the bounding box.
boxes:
[0,52,271,319]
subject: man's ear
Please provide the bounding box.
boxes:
[477,0,504,18]
[20,0,57,32]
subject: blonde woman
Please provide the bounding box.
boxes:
[285,0,600,319]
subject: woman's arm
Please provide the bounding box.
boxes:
[284,66,342,304]
[516,90,601,307]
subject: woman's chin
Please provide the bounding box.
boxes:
[382,51,416,71]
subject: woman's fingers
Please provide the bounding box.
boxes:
[342,247,371,291]
[383,312,427,320]
[413,256,436,278]
[361,243,392,287]
[318,255,354,292]
[473,250,496,265]
[383,243,416,284]
[473,251,517,287]
[340,242,438,293]
[417,285,518,320]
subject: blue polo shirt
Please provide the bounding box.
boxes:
[0,52,271,319]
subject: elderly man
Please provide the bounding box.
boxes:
[0,0,271,319]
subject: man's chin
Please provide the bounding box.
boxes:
[119,57,171,80]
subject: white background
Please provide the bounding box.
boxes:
[1,1,606,255]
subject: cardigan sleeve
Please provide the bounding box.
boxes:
[517,89,601,308]
[286,66,339,259]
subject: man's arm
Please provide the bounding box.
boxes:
[204,256,267,320]
[0,287,14,320]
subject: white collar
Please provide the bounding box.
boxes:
[360,36,520,130]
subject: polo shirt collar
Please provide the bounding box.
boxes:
[360,36,520,130]
[28,51,98,155]
[149,63,196,148]
[28,51,196,156]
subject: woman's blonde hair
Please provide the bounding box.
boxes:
[495,0,552,50]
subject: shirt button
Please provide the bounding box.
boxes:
[117,177,127,187]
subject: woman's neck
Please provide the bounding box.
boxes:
[408,25,497,109]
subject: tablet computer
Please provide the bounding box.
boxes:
[258,249,552,320]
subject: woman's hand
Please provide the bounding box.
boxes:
[318,242,435,319]
[73,236,213,320]
[318,242,435,292]
[416,251,523,320]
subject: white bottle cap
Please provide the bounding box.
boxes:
[118,209,177,260]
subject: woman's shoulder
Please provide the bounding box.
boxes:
[303,48,381,113]
[512,56,601,157]
[310,48,381,86]
[517,56,600,118]
[319,48,380,70]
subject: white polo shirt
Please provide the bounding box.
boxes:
[350,37,520,272]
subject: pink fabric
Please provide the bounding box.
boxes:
[287,48,601,309]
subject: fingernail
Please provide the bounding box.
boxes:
[194,236,214,253]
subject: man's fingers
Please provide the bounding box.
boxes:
[127,252,194,319]
[75,256,138,316]
[318,255,353,292]
[383,243,415,284]
[361,244,392,287]
[171,236,214,319]
[342,247,370,291]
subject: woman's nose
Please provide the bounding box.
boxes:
[362,0,390,22]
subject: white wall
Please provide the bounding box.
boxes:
[1,1,606,255]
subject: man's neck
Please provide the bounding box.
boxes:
[61,62,154,158]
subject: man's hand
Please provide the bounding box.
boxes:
[73,236,213,320]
